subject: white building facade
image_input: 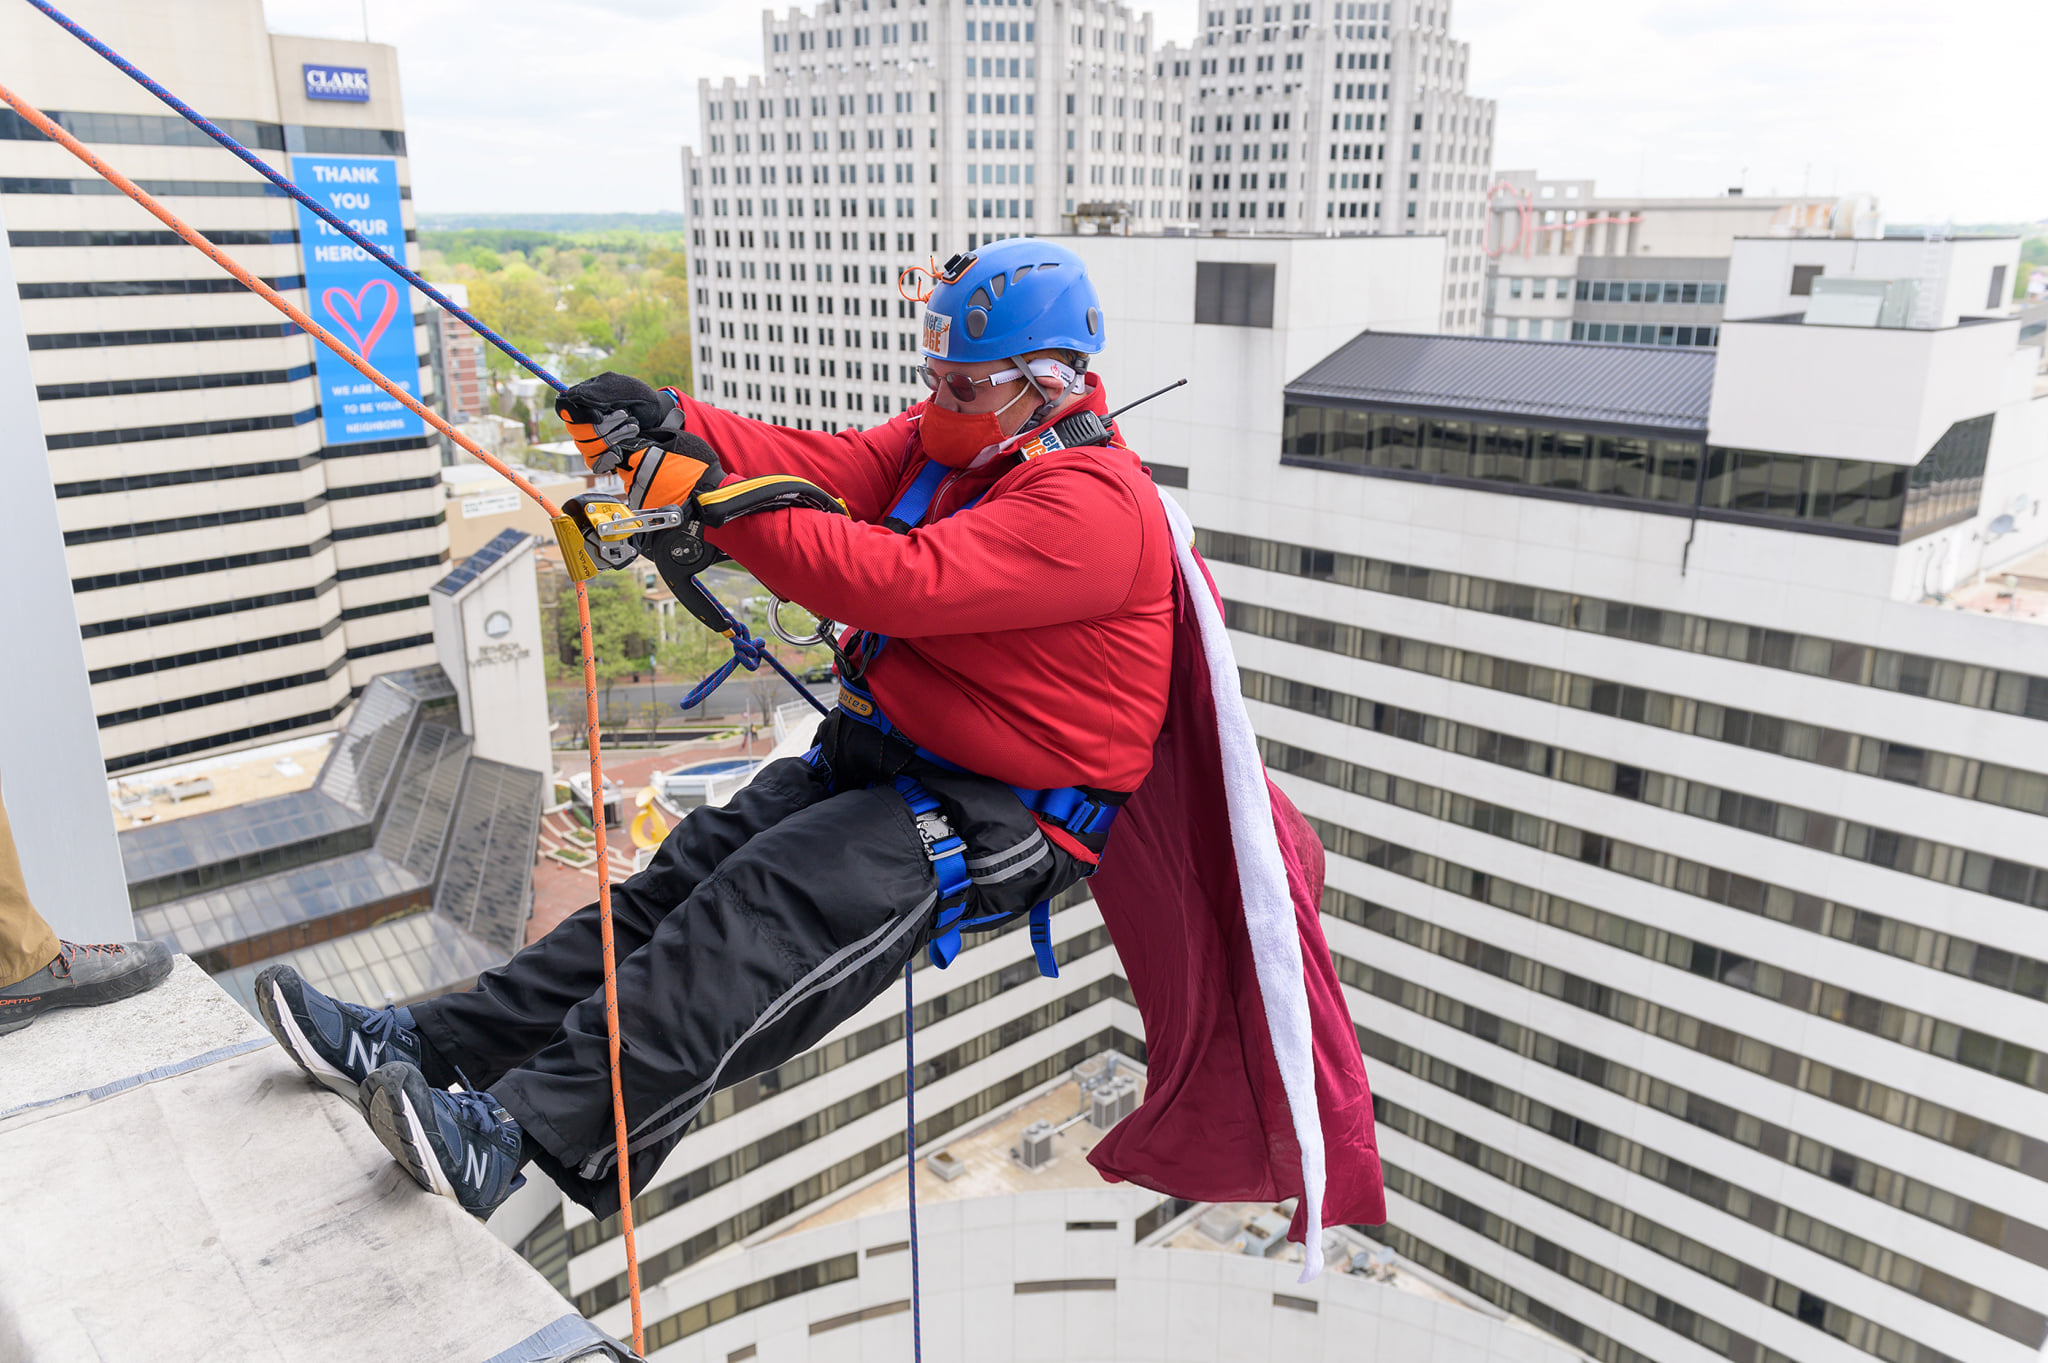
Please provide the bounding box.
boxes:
[1481,170,1847,346]
[1137,232,2048,1362]
[0,0,445,776]
[1170,0,1494,333]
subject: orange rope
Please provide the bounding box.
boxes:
[0,81,646,1353]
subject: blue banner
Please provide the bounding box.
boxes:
[290,155,424,446]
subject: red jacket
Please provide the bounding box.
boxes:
[686,381,1174,793]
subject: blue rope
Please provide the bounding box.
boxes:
[904,960,924,1363]
[676,590,831,717]
[23,0,565,395]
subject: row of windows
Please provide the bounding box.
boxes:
[37,362,315,403]
[1378,1088,2021,1351]
[639,1255,858,1355]
[1264,733,2048,1092]
[2,177,284,198]
[64,496,323,547]
[330,511,445,542]
[339,594,428,623]
[1279,405,1991,541]
[968,196,1035,220]
[104,696,350,774]
[18,273,302,299]
[54,454,311,499]
[0,108,405,156]
[1570,321,1720,347]
[1303,802,2048,1180]
[1376,1156,1955,1363]
[344,632,433,662]
[9,228,296,248]
[334,550,449,582]
[87,620,337,686]
[97,655,345,732]
[1577,277,1727,305]
[1199,525,2048,720]
[71,539,327,595]
[1341,923,2048,1277]
[27,321,298,351]
[81,580,331,640]
[46,406,318,452]
[699,194,928,220]
[1227,597,2048,821]
[1250,662,2048,917]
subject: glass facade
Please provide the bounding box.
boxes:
[1277,403,1985,538]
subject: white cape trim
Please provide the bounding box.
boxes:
[1156,489,1328,1281]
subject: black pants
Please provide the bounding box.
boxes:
[410,743,1084,1215]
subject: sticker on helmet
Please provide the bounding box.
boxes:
[921,309,952,358]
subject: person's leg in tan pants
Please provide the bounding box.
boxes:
[0,781,171,1034]
[0,788,61,988]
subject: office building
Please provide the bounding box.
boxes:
[1101,227,2046,1362]
[678,0,1492,425]
[1170,0,1495,332]
[680,0,1187,424]
[0,0,445,775]
[1482,170,1847,346]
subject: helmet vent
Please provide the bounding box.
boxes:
[1011,265,1034,284]
[969,286,992,310]
[988,273,1007,299]
[965,308,989,339]
[1085,307,1101,336]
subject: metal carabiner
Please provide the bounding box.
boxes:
[768,596,833,647]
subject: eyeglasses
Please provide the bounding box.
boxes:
[916,362,1025,404]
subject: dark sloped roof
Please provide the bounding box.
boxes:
[1287,331,1717,432]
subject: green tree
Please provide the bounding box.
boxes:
[553,573,655,725]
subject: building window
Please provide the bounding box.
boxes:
[1790,264,1825,296]
[1194,262,1275,327]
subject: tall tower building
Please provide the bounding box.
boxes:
[1168,0,1495,333]
[0,0,445,776]
[679,0,1200,426]
[1107,229,2048,1363]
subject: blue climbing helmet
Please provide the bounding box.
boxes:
[920,238,1105,363]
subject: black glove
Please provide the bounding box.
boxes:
[555,372,684,473]
[555,372,723,508]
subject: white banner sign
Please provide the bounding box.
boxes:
[460,490,523,519]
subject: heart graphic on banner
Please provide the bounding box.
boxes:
[321,277,400,357]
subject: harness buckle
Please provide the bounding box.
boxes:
[914,809,956,854]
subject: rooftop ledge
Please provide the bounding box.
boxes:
[0,957,633,1363]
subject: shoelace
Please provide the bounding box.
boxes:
[440,1087,516,1154]
[52,941,122,978]
[347,1001,409,1053]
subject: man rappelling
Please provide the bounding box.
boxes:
[255,239,1384,1270]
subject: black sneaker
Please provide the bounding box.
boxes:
[0,939,174,1036]
[255,964,429,1109]
[361,1062,525,1218]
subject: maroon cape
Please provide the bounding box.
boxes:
[1085,540,1386,1256]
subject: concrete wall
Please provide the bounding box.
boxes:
[0,201,131,944]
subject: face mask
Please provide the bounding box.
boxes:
[918,378,1037,468]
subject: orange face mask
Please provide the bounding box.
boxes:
[918,377,1039,468]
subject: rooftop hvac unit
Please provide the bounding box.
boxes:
[1197,1206,1243,1243]
[1016,1120,1055,1170]
[927,1150,967,1182]
[1241,1212,1291,1257]
[1113,1075,1139,1123]
[1089,1086,1120,1131]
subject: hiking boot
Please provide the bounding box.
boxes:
[0,939,174,1036]
[361,1062,525,1218]
[255,964,432,1109]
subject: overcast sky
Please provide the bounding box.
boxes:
[262,0,2039,225]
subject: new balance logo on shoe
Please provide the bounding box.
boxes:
[463,1142,490,1190]
[346,1031,386,1077]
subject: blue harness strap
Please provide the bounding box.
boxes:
[852,457,1117,978]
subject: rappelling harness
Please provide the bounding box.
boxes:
[816,452,1129,980]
